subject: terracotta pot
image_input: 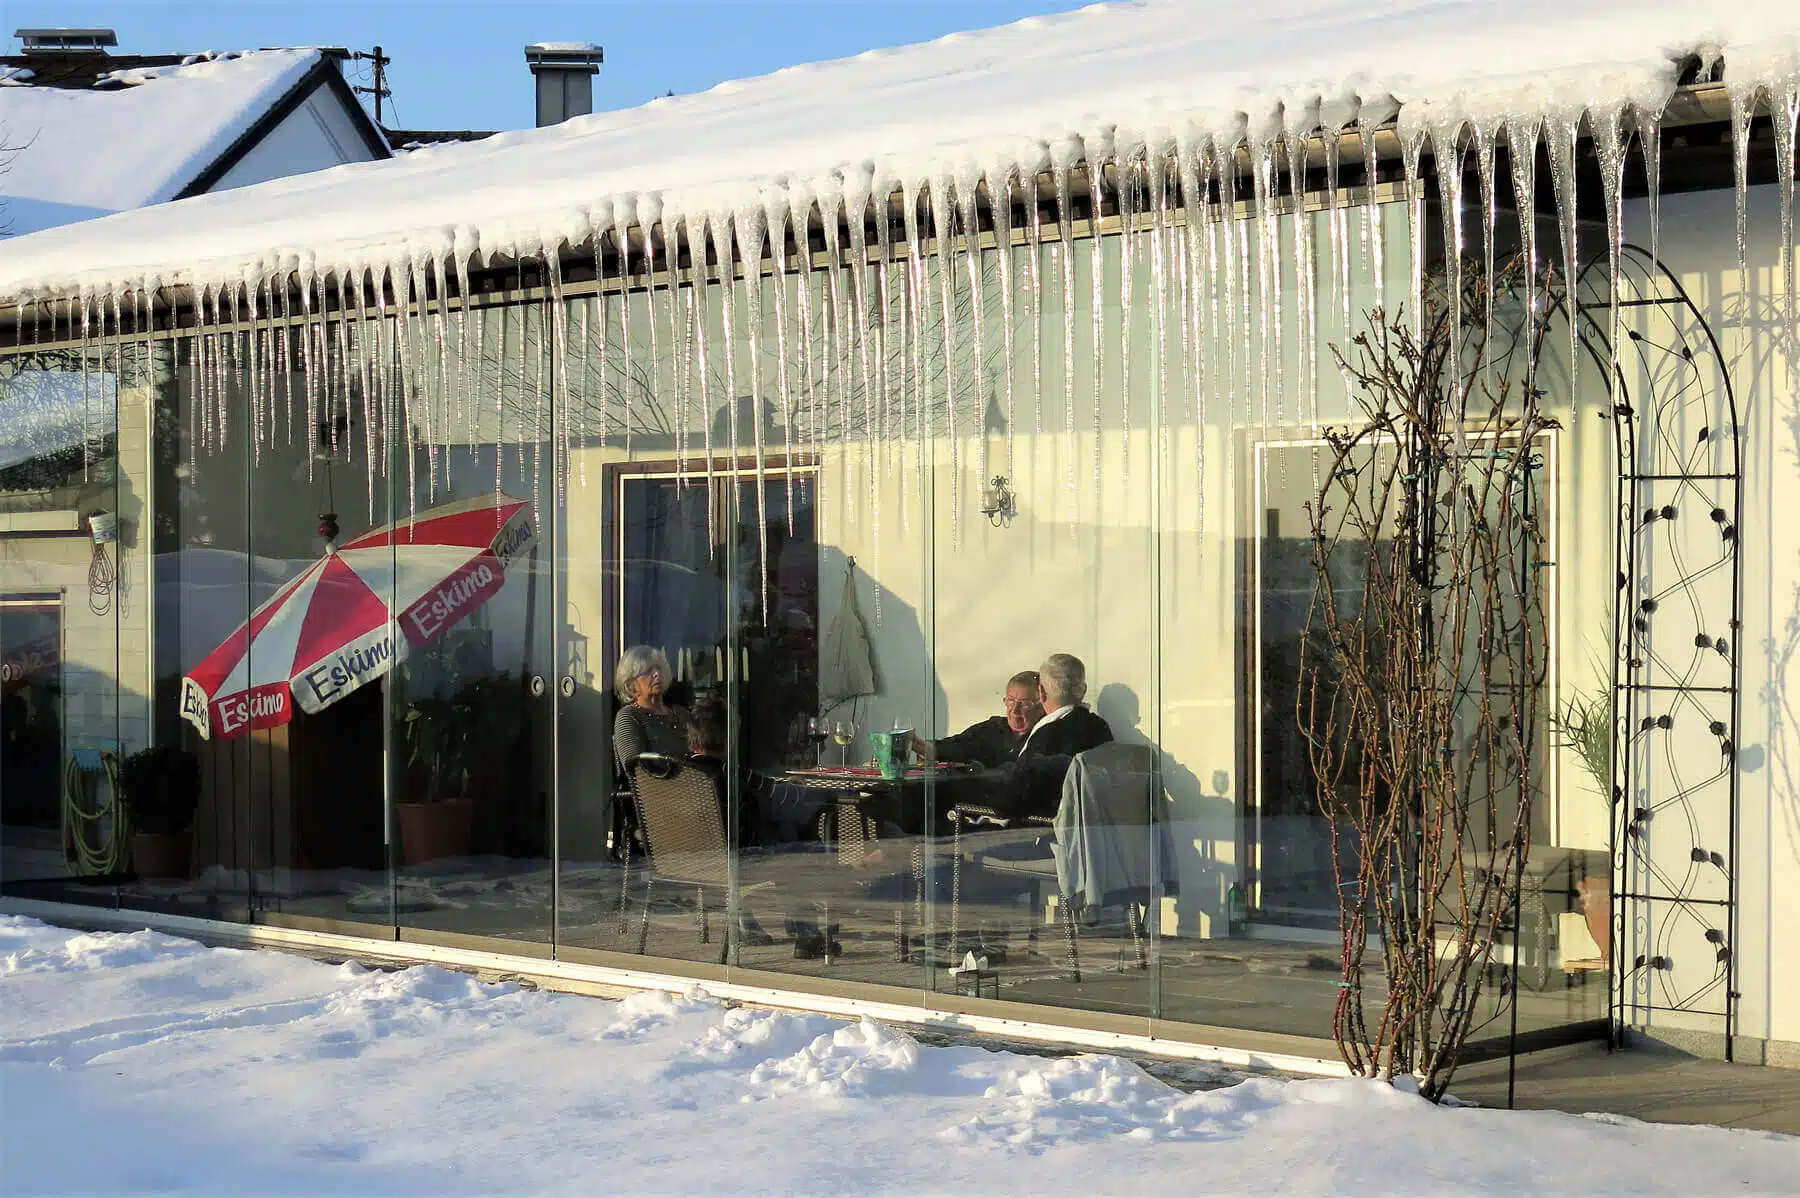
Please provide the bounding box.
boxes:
[395,798,474,866]
[1577,874,1611,965]
[132,830,192,881]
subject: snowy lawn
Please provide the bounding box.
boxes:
[2,917,1794,1195]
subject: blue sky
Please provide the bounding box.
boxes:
[8,1,1095,131]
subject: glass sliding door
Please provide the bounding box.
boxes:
[389,296,557,951]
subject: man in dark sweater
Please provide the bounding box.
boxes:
[916,669,1044,767]
[991,652,1113,820]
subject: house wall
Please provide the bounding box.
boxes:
[207,82,382,195]
[1628,183,1799,1058]
[0,348,159,760]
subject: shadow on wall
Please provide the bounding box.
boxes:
[1095,681,1235,937]
[815,543,943,752]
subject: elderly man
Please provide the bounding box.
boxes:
[917,670,1044,767]
[992,652,1114,820]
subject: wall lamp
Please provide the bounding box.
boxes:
[980,475,1016,527]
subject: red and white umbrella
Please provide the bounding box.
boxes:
[180,493,536,740]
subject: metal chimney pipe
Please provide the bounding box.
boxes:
[524,42,603,127]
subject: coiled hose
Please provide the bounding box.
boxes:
[62,748,129,876]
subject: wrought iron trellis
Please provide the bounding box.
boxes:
[1579,245,1743,1054]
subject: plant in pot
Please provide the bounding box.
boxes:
[119,746,200,881]
[1550,682,1613,966]
[397,694,477,866]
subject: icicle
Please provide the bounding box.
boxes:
[956,166,990,506]
[1115,146,1138,492]
[1730,85,1760,288]
[846,174,878,537]
[1431,116,1469,431]
[546,247,570,512]
[1250,133,1278,433]
[616,216,636,455]
[930,172,963,548]
[1051,152,1078,524]
[1470,118,1498,358]
[1323,122,1350,348]
[1147,144,1173,479]
[1357,112,1386,313]
[1777,82,1798,371]
[872,177,899,572]
[1284,117,1318,436]
[592,227,614,453]
[1638,106,1663,271]
[453,250,472,460]
[1594,104,1631,438]
[821,186,853,494]
[735,204,772,624]
[1544,109,1581,406]
[901,179,931,539]
[791,189,823,497]
[428,255,451,492]
[667,218,689,490]
[1023,159,1046,495]
[719,214,743,546]
[1398,116,1431,344]
[1507,117,1542,366]
[1178,136,1211,534]
[1087,152,1107,524]
[990,161,1019,481]
[693,216,717,551]
[638,199,665,489]
[764,195,797,531]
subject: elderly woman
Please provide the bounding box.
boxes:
[612,645,690,771]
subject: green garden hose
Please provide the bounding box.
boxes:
[62,748,129,877]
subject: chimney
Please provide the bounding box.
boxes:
[524,42,603,127]
[15,27,117,53]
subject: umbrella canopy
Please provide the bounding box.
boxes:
[180,493,536,740]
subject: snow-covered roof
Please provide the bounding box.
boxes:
[2,0,1798,305]
[0,49,323,239]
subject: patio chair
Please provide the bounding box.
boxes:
[627,754,771,964]
[951,742,1174,983]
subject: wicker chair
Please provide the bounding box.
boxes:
[627,754,769,963]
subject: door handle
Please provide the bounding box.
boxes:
[559,675,576,698]
[529,674,547,697]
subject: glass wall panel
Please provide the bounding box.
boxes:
[0,342,134,908]
[905,223,1162,1022]
[389,297,555,948]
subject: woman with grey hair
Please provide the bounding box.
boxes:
[612,645,690,771]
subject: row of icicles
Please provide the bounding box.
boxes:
[21,82,1800,624]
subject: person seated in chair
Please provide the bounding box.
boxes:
[915,669,1044,767]
[682,697,770,849]
[682,697,775,945]
[988,653,1114,821]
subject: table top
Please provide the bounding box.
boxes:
[781,763,975,791]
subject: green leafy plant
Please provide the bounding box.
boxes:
[402,674,527,802]
[1550,684,1613,798]
[118,746,200,835]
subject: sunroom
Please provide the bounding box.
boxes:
[2,0,1796,1079]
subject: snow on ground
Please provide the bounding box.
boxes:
[3,918,1795,1193]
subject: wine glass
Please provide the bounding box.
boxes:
[806,716,828,768]
[832,719,853,768]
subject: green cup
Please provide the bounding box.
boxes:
[869,728,914,780]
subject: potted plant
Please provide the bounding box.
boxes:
[397,695,476,866]
[119,746,200,881]
[396,675,526,865]
[1551,683,1613,965]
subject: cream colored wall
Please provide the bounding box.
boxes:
[1625,183,1798,1049]
[0,350,157,758]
